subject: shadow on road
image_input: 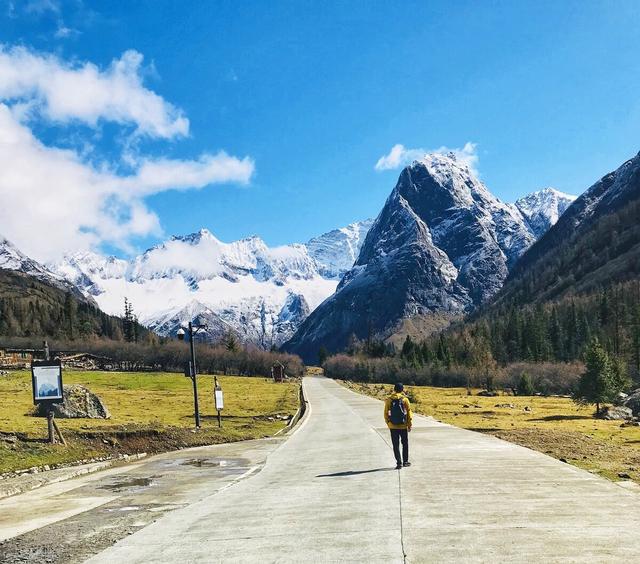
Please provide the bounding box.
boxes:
[316,468,395,478]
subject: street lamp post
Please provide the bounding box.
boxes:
[178,321,207,429]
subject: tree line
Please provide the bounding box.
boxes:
[319,280,640,398]
[1,334,303,378]
[0,270,149,343]
[441,280,640,377]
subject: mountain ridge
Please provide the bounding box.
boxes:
[284,153,573,361]
[3,157,577,351]
[47,220,374,347]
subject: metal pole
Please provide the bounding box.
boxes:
[189,322,201,429]
[43,340,55,444]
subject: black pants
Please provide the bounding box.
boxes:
[390,428,409,465]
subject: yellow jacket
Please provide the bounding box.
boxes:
[384,392,412,430]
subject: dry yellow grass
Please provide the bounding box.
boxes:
[341,380,640,484]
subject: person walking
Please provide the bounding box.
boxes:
[384,382,413,469]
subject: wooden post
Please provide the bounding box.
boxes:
[47,408,56,444]
[43,341,56,444]
[52,418,66,445]
[42,341,66,445]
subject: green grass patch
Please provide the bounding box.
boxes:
[0,370,299,473]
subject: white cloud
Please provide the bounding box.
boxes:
[54,25,79,39]
[0,105,253,261]
[0,46,255,260]
[123,153,254,196]
[375,141,479,175]
[25,0,60,15]
[0,46,188,138]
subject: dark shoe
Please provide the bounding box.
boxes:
[395,463,402,470]
[403,462,411,467]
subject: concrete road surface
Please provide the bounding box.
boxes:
[4,375,640,563]
[85,375,640,563]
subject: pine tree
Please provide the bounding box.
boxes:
[63,292,77,340]
[123,298,136,343]
[401,335,415,359]
[549,308,564,361]
[574,338,614,416]
[346,333,360,356]
[224,330,238,352]
[436,334,452,367]
[420,341,432,364]
[318,346,329,366]
[517,372,535,396]
[611,356,631,395]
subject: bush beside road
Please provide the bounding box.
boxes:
[0,370,299,474]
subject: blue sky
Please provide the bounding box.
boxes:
[1,0,640,260]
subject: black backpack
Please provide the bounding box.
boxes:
[389,397,407,425]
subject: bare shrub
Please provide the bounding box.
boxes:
[0,336,304,378]
[504,362,583,396]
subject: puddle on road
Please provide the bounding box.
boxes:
[155,456,251,472]
[182,458,222,468]
[98,477,155,492]
[110,506,141,512]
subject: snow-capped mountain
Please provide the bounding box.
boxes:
[48,221,373,347]
[515,187,577,238]
[306,220,374,278]
[284,152,564,361]
[510,150,640,281]
[43,150,579,355]
[0,234,88,299]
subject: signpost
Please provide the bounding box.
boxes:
[214,376,223,427]
[31,358,66,445]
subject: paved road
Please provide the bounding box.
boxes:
[4,375,640,563]
[86,375,640,563]
[0,438,287,562]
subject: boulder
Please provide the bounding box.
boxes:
[35,384,110,419]
[600,405,633,421]
[478,390,499,397]
[623,390,640,416]
[614,392,629,406]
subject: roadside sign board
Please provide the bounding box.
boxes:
[215,388,224,410]
[32,360,64,404]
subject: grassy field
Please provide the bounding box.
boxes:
[0,370,299,474]
[341,381,640,484]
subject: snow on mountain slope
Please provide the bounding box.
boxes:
[515,187,577,238]
[510,151,640,280]
[0,235,54,278]
[0,234,89,299]
[306,219,374,278]
[284,152,567,362]
[45,161,576,355]
[49,221,372,347]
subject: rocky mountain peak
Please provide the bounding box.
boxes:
[283,158,538,361]
[47,220,374,348]
[515,187,577,238]
[0,235,92,301]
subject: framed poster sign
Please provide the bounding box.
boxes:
[32,360,64,404]
[215,388,224,410]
